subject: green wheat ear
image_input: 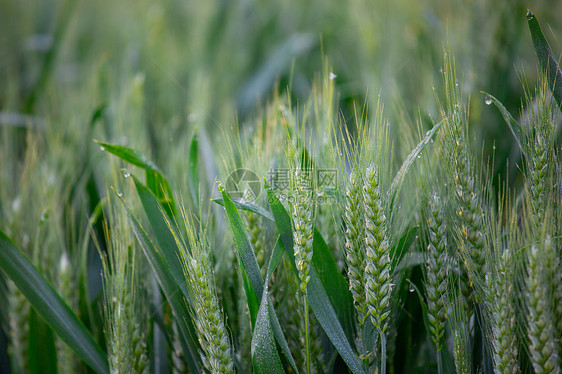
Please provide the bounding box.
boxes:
[487,248,519,374]
[364,165,392,332]
[8,283,30,374]
[448,286,472,374]
[101,203,149,374]
[344,170,368,326]
[424,193,448,353]
[527,236,560,374]
[292,166,315,294]
[178,210,234,373]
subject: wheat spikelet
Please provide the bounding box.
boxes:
[425,193,448,352]
[8,282,29,373]
[364,165,392,332]
[526,238,560,374]
[344,171,368,325]
[488,249,519,374]
[441,53,486,294]
[291,167,315,293]
[180,213,234,373]
[56,253,78,373]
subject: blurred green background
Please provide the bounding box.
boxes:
[2,0,561,163]
[0,0,562,370]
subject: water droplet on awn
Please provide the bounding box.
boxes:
[485,96,492,105]
[122,169,130,178]
[99,146,105,151]
[409,284,415,292]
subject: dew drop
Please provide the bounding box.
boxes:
[485,96,493,105]
[409,284,415,293]
[99,146,105,151]
[417,154,421,159]
[492,145,496,150]
[329,72,337,80]
[122,169,130,178]
[40,211,49,224]
[116,190,123,197]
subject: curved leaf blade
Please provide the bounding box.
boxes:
[252,239,290,374]
[220,187,298,372]
[0,231,109,374]
[96,141,176,216]
[188,128,200,210]
[94,140,161,172]
[527,10,562,112]
[481,91,528,158]
[389,120,443,212]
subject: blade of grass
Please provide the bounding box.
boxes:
[0,230,109,374]
[28,309,57,374]
[188,128,200,211]
[481,92,528,158]
[312,229,356,343]
[252,238,290,374]
[220,186,298,372]
[132,175,189,300]
[95,140,176,216]
[389,120,443,212]
[212,198,274,222]
[390,226,418,273]
[527,10,562,112]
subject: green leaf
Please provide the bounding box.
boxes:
[527,9,562,112]
[116,193,202,373]
[481,92,528,158]
[312,229,356,343]
[264,184,365,374]
[0,230,109,374]
[391,227,418,272]
[389,120,443,212]
[252,239,289,374]
[95,140,176,216]
[220,187,298,372]
[252,289,285,374]
[242,267,260,329]
[95,140,160,172]
[132,175,189,300]
[220,185,264,299]
[29,308,57,374]
[188,128,200,210]
[212,198,274,222]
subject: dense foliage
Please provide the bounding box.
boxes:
[0,1,561,373]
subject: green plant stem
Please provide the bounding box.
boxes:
[380,330,386,374]
[304,294,311,374]
[437,350,443,374]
